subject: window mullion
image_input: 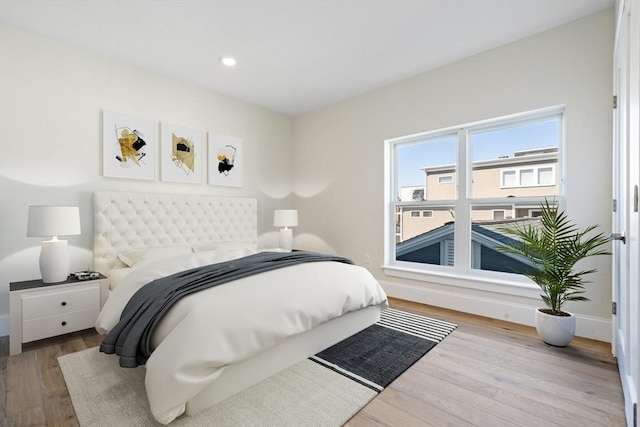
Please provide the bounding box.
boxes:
[454,129,471,272]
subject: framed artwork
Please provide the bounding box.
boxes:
[208,134,243,187]
[160,122,203,184]
[103,110,156,180]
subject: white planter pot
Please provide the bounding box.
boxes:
[534,308,576,347]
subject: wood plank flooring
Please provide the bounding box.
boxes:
[346,299,626,427]
[0,298,626,426]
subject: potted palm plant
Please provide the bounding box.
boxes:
[497,199,610,346]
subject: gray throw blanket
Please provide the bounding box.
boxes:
[99,250,353,368]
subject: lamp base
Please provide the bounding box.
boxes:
[40,239,70,283]
[279,228,293,252]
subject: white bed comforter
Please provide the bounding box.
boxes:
[95,248,388,424]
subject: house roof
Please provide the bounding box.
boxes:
[422,147,558,174]
[397,217,541,260]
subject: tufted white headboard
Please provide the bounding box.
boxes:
[93,191,257,275]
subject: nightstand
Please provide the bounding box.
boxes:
[9,275,109,355]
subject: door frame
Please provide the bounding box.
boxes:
[612,1,639,426]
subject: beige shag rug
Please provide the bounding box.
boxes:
[58,347,376,426]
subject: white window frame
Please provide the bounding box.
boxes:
[383,105,565,298]
[422,210,433,218]
[438,175,454,184]
[501,165,556,188]
[492,209,506,220]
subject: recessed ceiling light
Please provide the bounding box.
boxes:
[220,57,236,67]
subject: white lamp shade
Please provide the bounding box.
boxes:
[27,206,81,237]
[273,209,298,227]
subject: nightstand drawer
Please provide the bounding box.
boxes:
[22,284,100,320]
[22,308,100,343]
[10,276,109,355]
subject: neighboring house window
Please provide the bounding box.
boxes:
[502,170,517,187]
[538,167,554,185]
[412,189,424,200]
[501,166,556,188]
[410,211,420,218]
[385,106,564,293]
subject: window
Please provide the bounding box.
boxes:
[385,106,564,292]
[412,188,424,201]
[538,167,553,185]
[392,134,457,265]
[501,166,556,188]
[502,170,517,187]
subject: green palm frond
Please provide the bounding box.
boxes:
[496,199,611,315]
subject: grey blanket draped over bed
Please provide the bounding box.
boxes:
[99,250,354,368]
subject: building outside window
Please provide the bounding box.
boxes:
[386,106,564,289]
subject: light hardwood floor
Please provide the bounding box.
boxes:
[1,298,626,426]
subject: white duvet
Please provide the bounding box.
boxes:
[95,248,388,424]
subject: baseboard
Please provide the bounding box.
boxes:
[0,314,8,337]
[380,280,612,343]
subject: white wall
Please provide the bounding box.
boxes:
[0,25,295,335]
[292,10,615,340]
[0,10,617,342]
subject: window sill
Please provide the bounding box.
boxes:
[382,264,541,300]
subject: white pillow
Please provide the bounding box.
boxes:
[191,242,257,253]
[118,245,192,268]
[108,267,133,290]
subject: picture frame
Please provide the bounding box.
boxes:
[160,122,203,184]
[208,134,243,188]
[103,110,156,180]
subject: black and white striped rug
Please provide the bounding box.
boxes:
[310,308,457,392]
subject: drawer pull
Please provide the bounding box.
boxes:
[61,301,67,306]
[61,321,67,326]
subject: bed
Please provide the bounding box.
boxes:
[91,191,388,425]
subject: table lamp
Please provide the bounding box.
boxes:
[274,209,298,251]
[27,206,81,283]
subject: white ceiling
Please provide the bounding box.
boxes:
[0,0,613,117]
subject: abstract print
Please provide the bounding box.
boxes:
[171,133,195,175]
[209,134,243,187]
[217,145,236,175]
[103,111,155,180]
[116,127,147,166]
[160,123,202,184]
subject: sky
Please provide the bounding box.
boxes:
[397,119,559,189]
